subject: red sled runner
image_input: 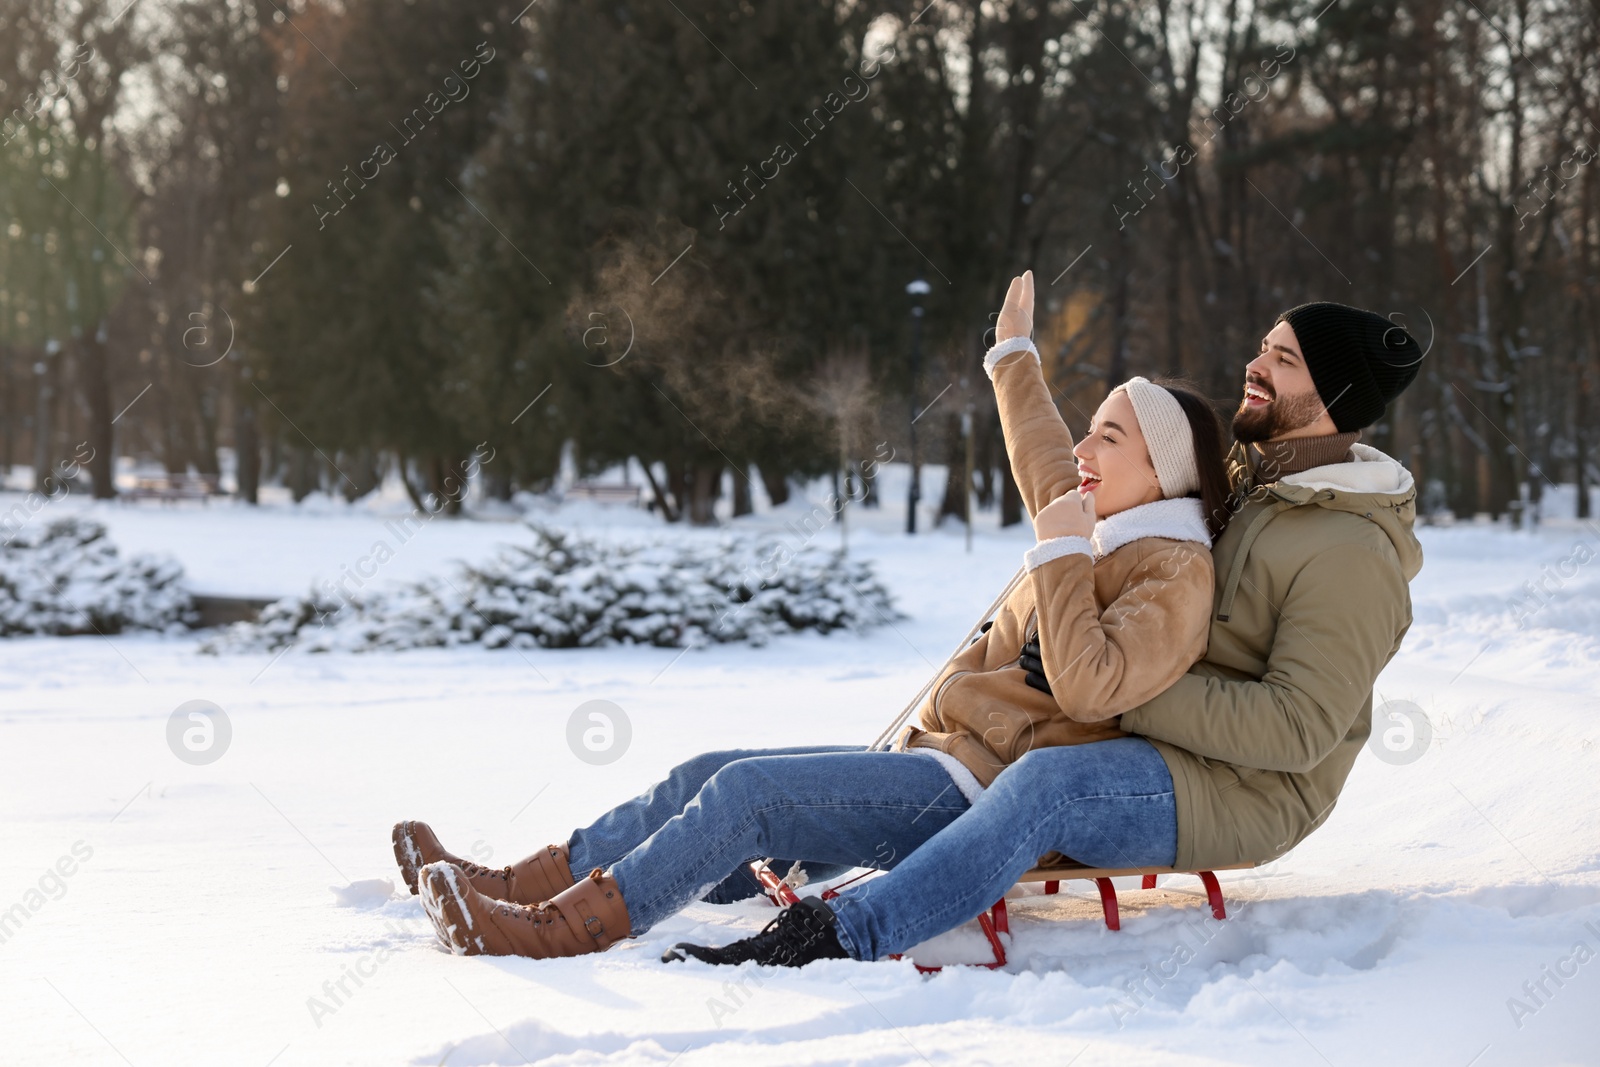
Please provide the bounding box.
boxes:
[749,858,1259,970]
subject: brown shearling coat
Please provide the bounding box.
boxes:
[901,347,1215,787]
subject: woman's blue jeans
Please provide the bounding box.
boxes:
[565,738,1176,959]
[567,745,968,932]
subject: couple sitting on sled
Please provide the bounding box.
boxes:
[393,272,1425,967]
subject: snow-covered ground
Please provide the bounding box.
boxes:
[3,470,1598,1066]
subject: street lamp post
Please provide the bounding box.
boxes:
[33,340,59,496]
[906,278,930,534]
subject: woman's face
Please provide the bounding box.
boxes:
[1071,391,1164,518]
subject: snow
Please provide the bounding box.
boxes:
[198,523,897,653]
[2,473,1598,1066]
[0,517,193,635]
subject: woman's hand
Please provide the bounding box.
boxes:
[995,270,1035,344]
[1034,488,1096,541]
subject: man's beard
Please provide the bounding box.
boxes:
[1232,385,1328,442]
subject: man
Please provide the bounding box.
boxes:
[672,276,1425,966]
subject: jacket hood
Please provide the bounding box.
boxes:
[1215,442,1423,622]
[1274,443,1423,580]
[1279,442,1414,495]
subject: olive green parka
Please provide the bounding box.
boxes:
[1121,440,1424,870]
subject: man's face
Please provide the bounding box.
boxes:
[1233,320,1330,442]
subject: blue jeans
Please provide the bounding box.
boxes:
[828,738,1178,960]
[567,746,971,935]
[565,738,1176,955]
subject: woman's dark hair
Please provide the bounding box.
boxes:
[1152,377,1234,540]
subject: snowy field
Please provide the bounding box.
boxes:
[3,470,1599,1066]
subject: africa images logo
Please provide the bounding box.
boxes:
[167,700,233,766]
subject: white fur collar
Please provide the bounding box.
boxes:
[1280,443,1415,496]
[1091,497,1212,559]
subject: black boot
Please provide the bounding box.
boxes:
[663,898,850,967]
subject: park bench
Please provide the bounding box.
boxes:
[563,482,641,505]
[123,472,222,503]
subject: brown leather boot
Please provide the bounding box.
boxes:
[392,821,573,904]
[418,862,630,958]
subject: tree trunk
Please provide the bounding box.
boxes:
[688,461,721,525]
[192,383,222,476]
[731,465,753,516]
[1488,21,1527,519]
[1447,420,1477,519]
[342,449,382,503]
[80,333,116,499]
[1164,206,1184,377]
[1108,225,1132,389]
[398,454,429,512]
[32,354,56,495]
[759,463,790,507]
[289,446,317,502]
[0,344,11,471]
[1369,392,1398,467]
[666,458,690,523]
[937,413,967,525]
[1578,367,1592,520]
[639,457,680,521]
[235,396,260,504]
[429,455,463,515]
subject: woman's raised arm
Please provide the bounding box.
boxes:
[988,270,1080,517]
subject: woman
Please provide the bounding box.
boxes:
[398,270,1233,962]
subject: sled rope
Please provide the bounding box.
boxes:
[866,564,1028,752]
[755,565,1028,904]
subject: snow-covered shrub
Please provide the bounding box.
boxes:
[202,523,899,653]
[0,517,195,635]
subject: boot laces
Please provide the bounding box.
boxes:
[492,899,561,929]
[469,846,559,892]
[718,903,838,965]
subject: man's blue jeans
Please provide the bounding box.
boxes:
[828,738,1177,959]
[565,738,1176,958]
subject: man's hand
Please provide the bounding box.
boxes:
[1034,488,1096,541]
[995,270,1035,344]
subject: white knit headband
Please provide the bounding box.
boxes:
[982,339,1200,499]
[1110,376,1200,499]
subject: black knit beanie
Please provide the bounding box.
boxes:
[1276,302,1423,432]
